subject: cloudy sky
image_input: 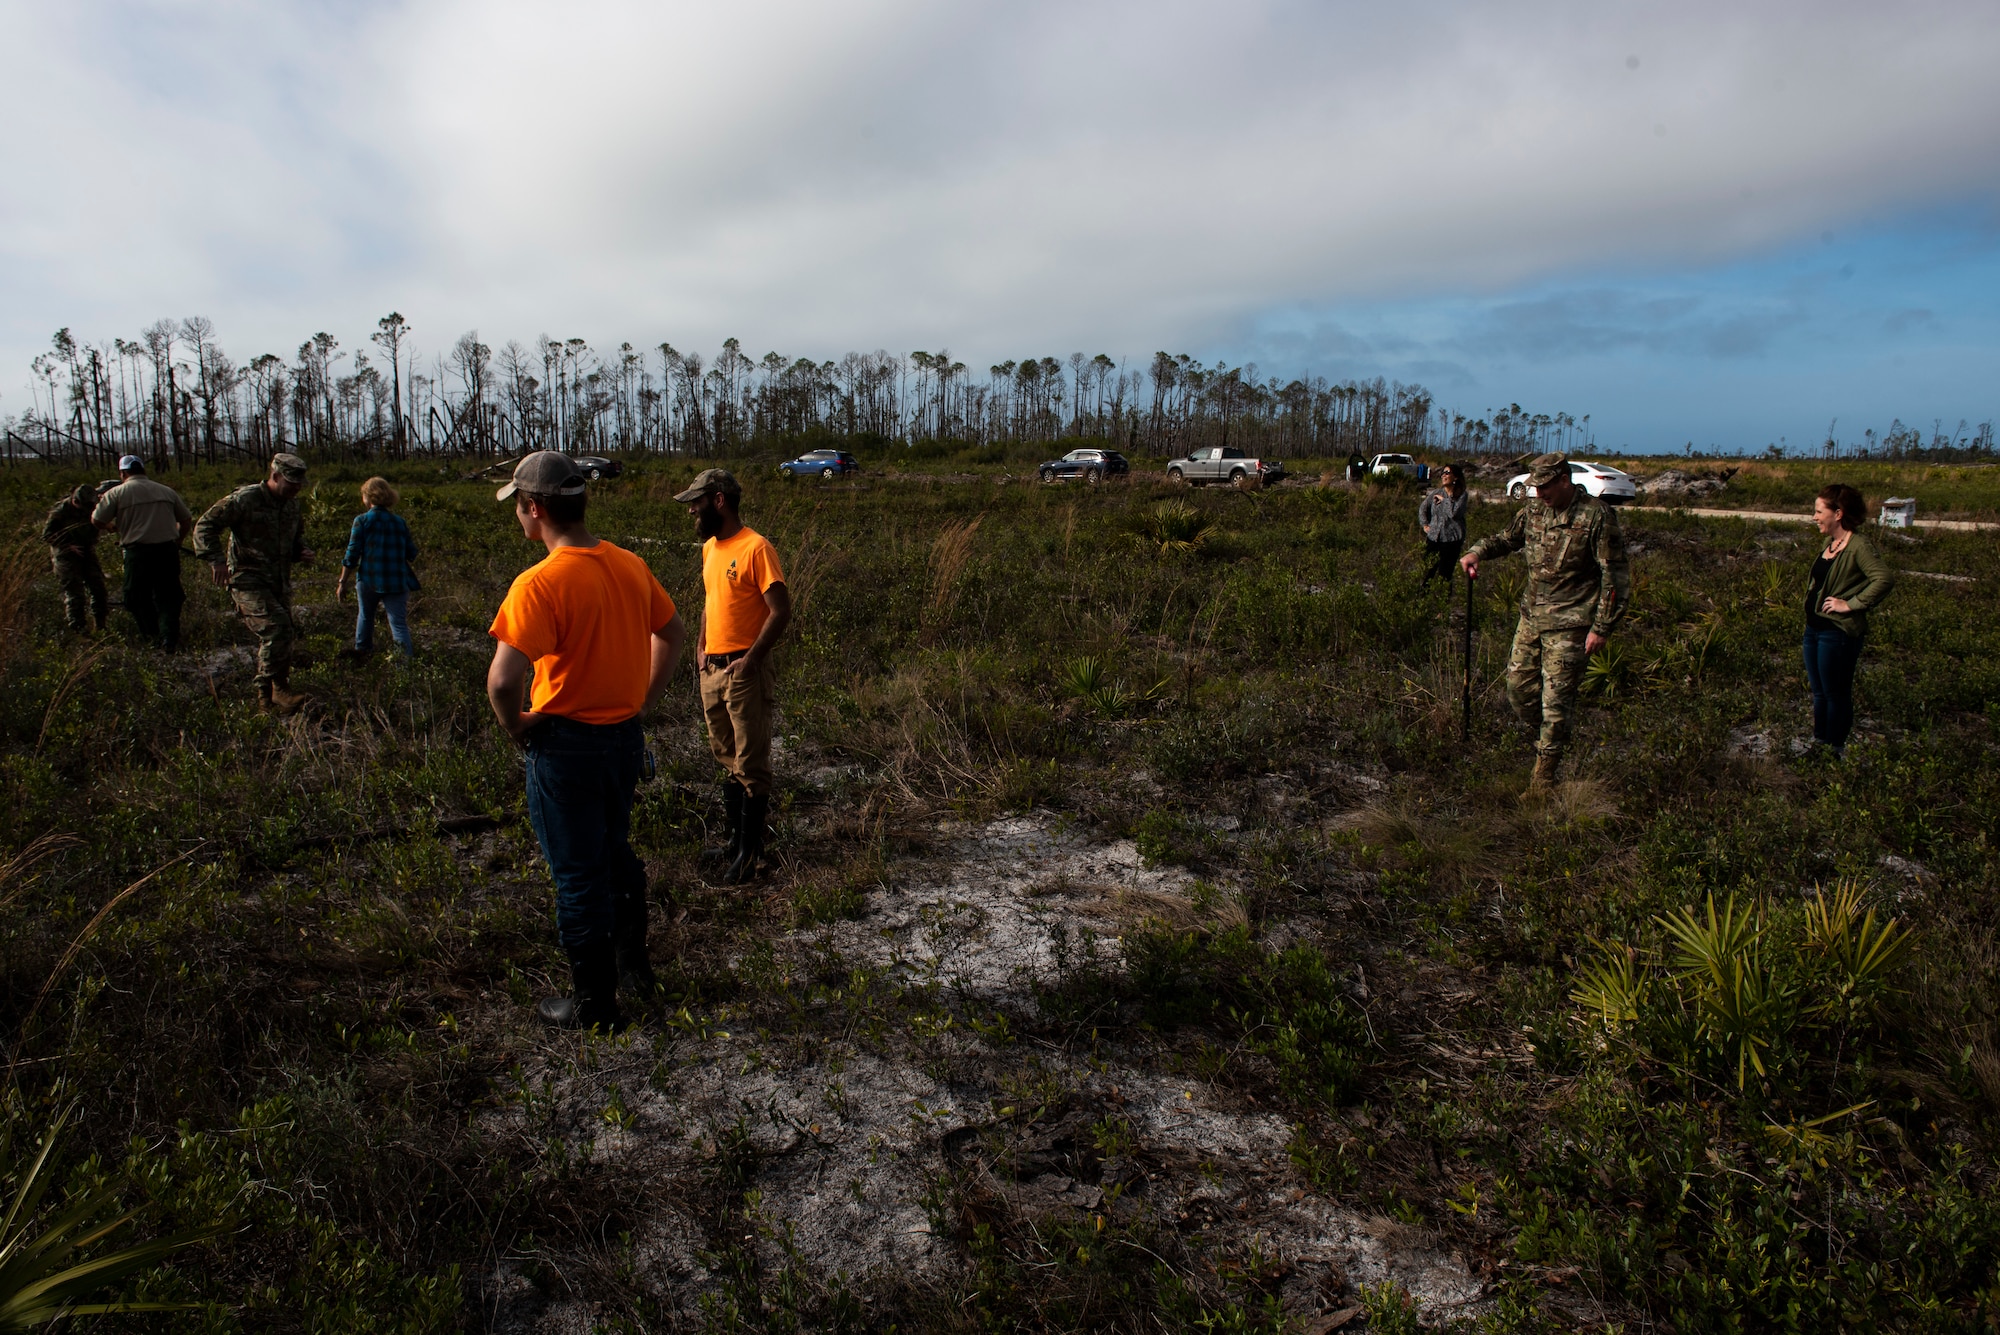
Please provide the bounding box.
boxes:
[3,0,1997,451]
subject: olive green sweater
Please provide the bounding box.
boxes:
[1805,530,1896,638]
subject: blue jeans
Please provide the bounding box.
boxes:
[524,716,647,953]
[355,588,415,656]
[1802,627,1864,748]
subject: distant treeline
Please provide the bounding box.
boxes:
[4,317,1608,470]
[1812,418,1997,463]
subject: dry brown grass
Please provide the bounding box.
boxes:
[0,832,82,914]
[1522,777,1620,827]
[1091,884,1250,933]
[1336,797,1434,849]
[0,538,39,680]
[926,515,983,617]
[844,662,1009,808]
[1398,652,1466,734]
[1336,796,1497,890]
[782,523,832,624]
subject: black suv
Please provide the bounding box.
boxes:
[1037,448,1130,483]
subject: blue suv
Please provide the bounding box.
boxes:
[778,449,861,479]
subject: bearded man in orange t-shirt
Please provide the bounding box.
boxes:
[488,452,687,1032]
[675,468,791,886]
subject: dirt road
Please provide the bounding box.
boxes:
[1626,504,1999,532]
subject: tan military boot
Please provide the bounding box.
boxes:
[268,672,311,716]
[257,680,276,712]
[1528,752,1560,792]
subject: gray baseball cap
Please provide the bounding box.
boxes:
[118,455,145,473]
[496,451,588,501]
[672,467,741,503]
[270,452,309,482]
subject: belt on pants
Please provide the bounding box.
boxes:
[703,650,751,671]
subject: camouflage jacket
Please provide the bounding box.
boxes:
[194,483,306,590]
[1466,495,1630,634]
[41,498,99,555]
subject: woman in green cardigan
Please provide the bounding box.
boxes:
[1803,483,1896,755]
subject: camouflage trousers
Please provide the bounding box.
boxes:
[50,551,107,631]
[1506,619,1590,758]
[229,584,298,686]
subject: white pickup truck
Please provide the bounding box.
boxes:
[1167,446,1287,487]
[1368,453,1423,478]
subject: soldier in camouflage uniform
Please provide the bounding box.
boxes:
[1461,452,1630,789]
[193,453,317,713]
[41,484,108,633]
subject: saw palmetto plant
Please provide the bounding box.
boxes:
[1136,501,1216,557]
[1582,642,1633,697]
[0,1105,219,1330]
[1802,876,1913,1023]
[1657,895,1792,1088]
[1570,939,1647,1029]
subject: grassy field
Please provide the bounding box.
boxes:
[0,454,1997,1331]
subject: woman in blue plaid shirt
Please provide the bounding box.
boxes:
[336,477,420,658]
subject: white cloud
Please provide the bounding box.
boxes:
[3,0,1999,392]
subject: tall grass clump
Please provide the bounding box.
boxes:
[922,514,982,640]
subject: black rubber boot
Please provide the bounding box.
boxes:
[701,782,745,864]
[537,942,625,1033]
[724,793,768,886]
[614,901,660,1003]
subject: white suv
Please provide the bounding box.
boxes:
[1506,460,1637,505]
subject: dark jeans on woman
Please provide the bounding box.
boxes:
[523,715,647,953]
[121,540,185,649]
[1802,626,1864,750]
[1424,539,1463,586]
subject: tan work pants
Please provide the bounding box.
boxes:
[699,657,776,796]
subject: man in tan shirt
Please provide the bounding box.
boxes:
[93,455,194,650]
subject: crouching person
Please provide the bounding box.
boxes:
[43,483,108,634]
[487,452,686,1033]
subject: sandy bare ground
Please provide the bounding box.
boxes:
[483,812,1488,1331]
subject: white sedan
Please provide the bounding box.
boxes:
[1506,460,1637,505]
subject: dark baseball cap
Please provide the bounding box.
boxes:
[672,467,741,503]
[496,451,588,501]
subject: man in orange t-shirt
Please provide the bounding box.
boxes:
[674,468,790,885]
[488,452,686,1032]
